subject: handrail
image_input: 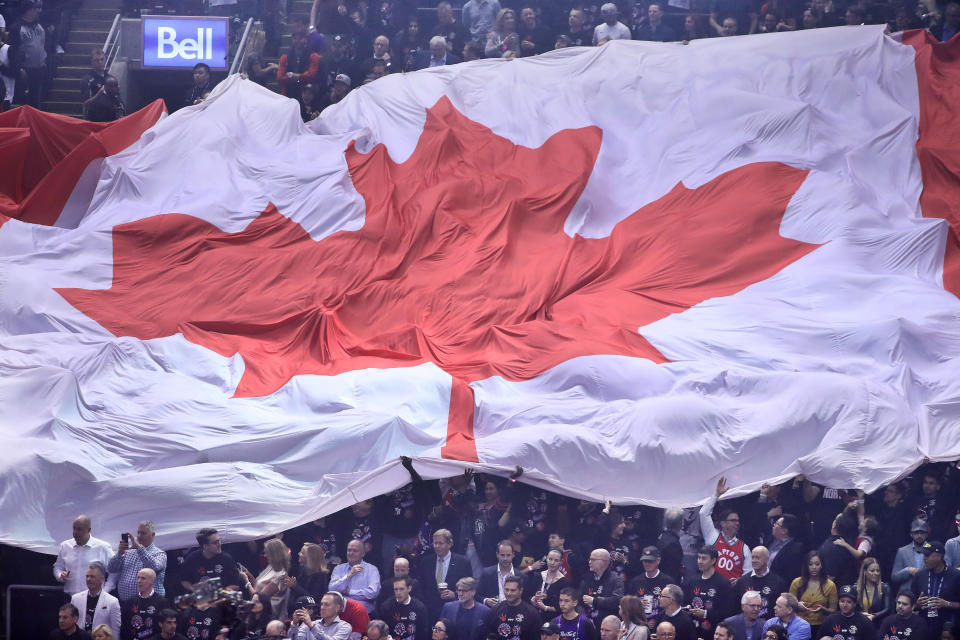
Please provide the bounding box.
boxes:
[103,13,122,71]
[229,17,255,75]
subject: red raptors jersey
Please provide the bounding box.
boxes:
[713,536,746,580]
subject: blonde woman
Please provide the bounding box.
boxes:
[243,29,278,86]
[255,538,292,618]
[485,9,519,58]
[855,557,890,622]
[92,624,115,640]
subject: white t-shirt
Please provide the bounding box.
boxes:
[593,21,631,44]
[0,44,13,103]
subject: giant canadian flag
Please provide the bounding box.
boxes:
[1,26,959,552]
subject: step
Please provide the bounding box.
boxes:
[47,87,80,100]
[62,52,96,66]
[43,99,84,112]
[52,76,84,89]
[70,30,109,44]
[80,0,123,8]
[78,8,122,19]
[72,18,118,29]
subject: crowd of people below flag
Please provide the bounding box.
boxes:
[29,459,960,640]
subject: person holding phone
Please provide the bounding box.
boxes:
[107,521,167,603]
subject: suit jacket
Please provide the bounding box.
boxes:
[723,613,765,640]
[412,50,462,70]
[769,540,805,583]
[891,543,924,586]
[419,551,473,616]
[71,589,121,640]
[477,565,515,604]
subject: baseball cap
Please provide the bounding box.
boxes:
[641,546,661,561]
[921,541,945,555]
[838,585,858,601]
[296,595,317,608]
[334,73,351,87]
[911,519,930,533]
[541,623,560,636]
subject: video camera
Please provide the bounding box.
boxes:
[174,577,256,616]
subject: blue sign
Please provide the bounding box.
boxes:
[142,17,228,69]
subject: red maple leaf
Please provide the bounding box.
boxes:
[57,97,818,461]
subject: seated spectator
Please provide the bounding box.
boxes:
[657,622,678,640]
[91,627,114,640]
[299,83,320,121]
[243,29,278,87]
[364,59,389,83]
[854,557,890,623]
[655,585,697,640]
[148,609,187,640]
[434,619,454,640]
[278,30,321,101]
[367,620,393,640]
[71,562,120,639]
[483,575,542,640]
[376,576,429,640]
[517,7,550,56]
[337,593,371,638]
[393,16,426,70]
[108,522,167,604]
[762,625,787,640]
[413,36,461,69]
[722,591,765,640]
[180,528,242,592]
[529,549,572,618]
[485,9,519,58]
[634,3,677,41]
[844,6,865,25]
[788,552,836,630]
[878,591,927,640]
[265,619,286,639]
[329,539,381,614]
[87,75,125,122]
[600,617,621,640]
[290,592,351,640]
[440,577,489,640]
[714,622,735,640]
[287,542,331,611]
[319,73,352,108]
[714,16,739,36]
[120,568,169,640]
[185,63,214,107]
[81,48,106,116]
[55,514,113,598]
[562,9,590,47]
[593,3,630,45]
[432,2,470,57]
[462,0,502,45]
[362,35,395,76]
[254,538,292,619]
[761,594,810,640]
[799,10,819,29]
[818,585,876,640]
[463,41,482,61]
[53,604,92,640]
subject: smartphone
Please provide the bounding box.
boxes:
[122,533,129,543]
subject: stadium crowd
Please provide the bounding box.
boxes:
[1,0,959,116]
[25,459,960,640]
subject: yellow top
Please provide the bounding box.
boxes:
[789,576,838,627]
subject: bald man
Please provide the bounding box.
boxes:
[120,568,169,640]
[265,620,287,638]
[579,549,624,623]
[54,514,113,596]
[734,547,786,620]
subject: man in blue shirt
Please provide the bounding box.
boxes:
[761,594,810,640]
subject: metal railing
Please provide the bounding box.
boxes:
[229,17,255,75]
[103,13,122,71]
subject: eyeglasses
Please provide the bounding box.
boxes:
[745,604,762,608]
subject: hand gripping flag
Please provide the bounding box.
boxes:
[1,26,960,552]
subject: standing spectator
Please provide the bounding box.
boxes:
[561,9,590,46]
[722,591,765,640]
[768,516,805,586]
[8,0,46,108]
[80,48,106,116]
[107,521,167,604]
[86,75,124,122]
[818,585,878,640]
[298,82,320,121]
[53,604,92,640]
[946,511,960,570]
[633,3,677,41]
[377,557,420,611]
[934,3,960,42]
[553,587,598,640]
[180,528,243,592]
[909,541,960,639]
[254,538,292,619]
[788,552,836,634]
[361,36,394,77]
[55,515,114,597]
[736,547,787,621]
[0,29,13,111]
[760,594,810,640]
[684,547,734,640]
[655,585,697,640]
[441,577,490,640]
[462,0,501,45]
[893,521,931,587]
[483,575,542,640]
[878,591,928,640]
[658,510,685,584]
[592,3,630,44]
[329,539,381,614]
[600,617,621,640]
[287,542,331,612]
[290,592,351,640]
[700,480,750,582]
[680,14,709,40]
[818,510,859,588]
[479,541,520,607]
[516,7,550,56]
[420,528,473,619]
[485,9,519,58]
[854,558,890,623]
[619,595,649,640]
[376,576,429,640]
[432,2,471,58]
[529,550,572,619]
[242,29,279,88]
[278,30,321,101]
[629,546,675,625]
[601,513,634,580]
[120,569,169,640]
[71,562,121,640]
[580,549,624,624]
[150,609,187,640]
[874,485,911,582]
[184,62,214,107]
[392,17,426,70]
[911,474,954,543]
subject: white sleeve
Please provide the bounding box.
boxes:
[53,543,67,581]
[699,496,720,546]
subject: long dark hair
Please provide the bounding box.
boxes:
[797,550,826,598]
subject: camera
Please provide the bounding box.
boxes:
[174,577,256,616]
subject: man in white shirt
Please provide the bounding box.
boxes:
[54,515,113,596]
[70,561,121,639]
[592,4,631,45]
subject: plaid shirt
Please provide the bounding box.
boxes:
[106,543,166,602]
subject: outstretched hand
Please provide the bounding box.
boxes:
[715,477,729,498]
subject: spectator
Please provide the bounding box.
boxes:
[874,485,911,581]
[462,0,501,45]
[910,474,954,544]
[844,6,865,25]
[788,552,836,632]
[818,585,877,640]
[278,29,321,101]
[290,592,351,640]
[717,17,739,36]
[700,480,750,582]
[320,72,351,108]
[736,547,787,621]
[363,35,395,77]
[619,595,649,640]
[107,521,167,604]
[265,619,287,639]
[376,576,430,640]
[71,562,121,640]
[149,609,187,640]
[485,9,519,58]
[54,515,114,597]
[722,591,765,640]
[393,17,426,70]
[53,603,92,640]
[479,541,519,606]
[463,40,482,61]
[684,546,734,640]
[529,549,572,618]
[367,620,393,640]
[119,568,169,640]
[580,549,624,624]
[629,546,675,625]
[440,577,489,640]
[7,0,46,108]
[854,557,890,623]
[600,617,621,640]
[761,625,787,640]
[554,587,598,640]
[254,538,293,619]
[0,29,13,111]
[761,594,810,640]
[679,14,709,41]
[818,510,858,589]
[434,619,454,640]
[768,516,805,585]
[432,2,470,58]
[714,622,735,640]
[592,3,630,44]
[329,539,381,614]
[483,575,542,640]
[909,541,960,639]
[180,528,242,592]
[86,75,124,122]
[337,594,372,638]
[92,625,115,640]
[542,621,562,640]
[633,3,677,41]
[378,557,420,610]
[947,511,960,570]
[893,521,931,587]
[657,621,678,640]
[287,542,331,612]
[413,35,461,69]
[561,9,590,47]
[420,528,473,618]
[184,62,214,107]
[878,591,927,640]
[656,584,697,640]
[299,82,320,121]
[934,3,960,42]
[80,48,106,116]
[658,510,685,583]
[517,7,550,56]
[243,29,279,87]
